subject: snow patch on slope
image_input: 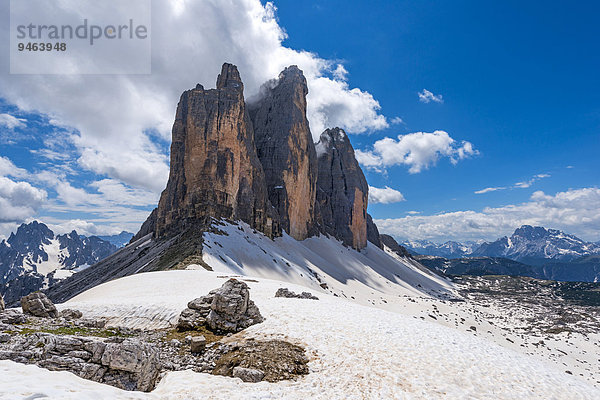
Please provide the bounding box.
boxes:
[27,270,598,399]
[197,221,456,304]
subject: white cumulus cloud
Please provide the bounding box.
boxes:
[374,187,600,242]
[0,177,47,223]
[356,130,478,174]
[0,113,26,130]
[369,186,405,204]
[418,89,443,104]
[0,0,388,195]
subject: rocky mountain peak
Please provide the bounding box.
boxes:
[8,221,53,248]
[250,64,318,241]
[152,62,279,240]
[278,65,307,90]
[134,63,376,255]
[216,63,244,91]
[315,127,369,250]
[513,225,553,240]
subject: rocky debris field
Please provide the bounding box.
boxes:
[454,275,600,336]
[0,280,309,392]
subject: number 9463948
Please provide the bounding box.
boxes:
[18,42,66,51]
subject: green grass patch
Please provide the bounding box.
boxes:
[17,325,131,338]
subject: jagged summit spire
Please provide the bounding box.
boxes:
[216,63,243,91]
[315,126,369,250]
[278,65,307,87]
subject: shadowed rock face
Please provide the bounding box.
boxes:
[153,63,279,239]
[249,66,318,241]
[315,128,369,250]
[367,214,382,248]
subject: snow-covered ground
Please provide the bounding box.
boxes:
[2,269,599,399]
[199,222,456,301]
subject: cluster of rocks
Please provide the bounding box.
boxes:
[177,279,263,333]
[0,292,162,392]
[275,288,319,300]
[3,332,160,391]
[1,280,308,390]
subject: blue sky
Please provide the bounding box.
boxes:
[0,0,598,242]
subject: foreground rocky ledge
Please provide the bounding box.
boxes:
[0,280,309,392]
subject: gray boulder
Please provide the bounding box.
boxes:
[275,288,319,300]
[177,279,263,333]
[190,335,206,353]
[21,292,58,318]
[177,308,208,331]
[206,279,264,332]
[233,366,265,383]
[0,294,4,311]
[59,309,83,320]
[101,339,161,391]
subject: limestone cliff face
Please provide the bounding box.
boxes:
[153,63,279,239]
[249,66,318,241]
[366,214,382,248]
[315,128,369,250]
[136,63,378,252]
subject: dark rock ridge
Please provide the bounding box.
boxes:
[315,128,369,249]
[380,234,413,259]
[249,66,318,240]
[366,214,382,249]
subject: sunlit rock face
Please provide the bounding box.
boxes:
[154,63,279,239]
[249,65,318,241]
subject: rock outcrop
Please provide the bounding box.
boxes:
[177,278,263,333]
[367,214,382,248]
[275,288,319,300]
[380,234,413,258]
[250,66,318,240]
[21,292,58,318]
[233,366,265,383]
[315,128,369,250]
[59,308,83,320]
[1,333,161,392]
[152,63,279,239]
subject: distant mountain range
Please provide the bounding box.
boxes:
[403,225,600,264]
[0,221,127,305]
[400,240,481,259]
[418,254,600,283]
[97,231,134,247]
